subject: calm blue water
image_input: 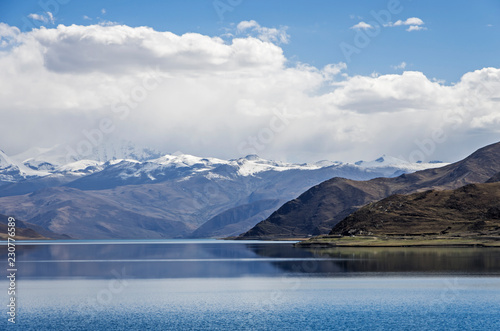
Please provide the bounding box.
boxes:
[1,240,500,330]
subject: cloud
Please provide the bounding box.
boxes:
[386,17,426,31]
[236,20,259,31]
[47,12,54,24]
[391,62,407,70]
[28,13,46,22]
[322,63,347,79]
[29,24,286,74]
[350,22,373,30]
[0,23,20,47]
[28,12,55,24]
[406,25,426,32]
[0,23,498,164]
[101,8,107,15]
[236,20,289,44]
[83,15,92,20]
[394,17,424,26]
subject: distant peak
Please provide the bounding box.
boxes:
[314,160,338,167]
[244,154,261,161]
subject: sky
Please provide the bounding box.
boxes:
[0,0,499,163]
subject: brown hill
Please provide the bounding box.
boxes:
[0,187,192,239]
[0,214,69,240]
[331,180,500,237]
[239,141,500,239]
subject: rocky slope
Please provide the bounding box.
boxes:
[330,175,500,237]
[0,214,70,240]
[239,141,500,239]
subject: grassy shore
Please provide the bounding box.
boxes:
[295,235,500,247]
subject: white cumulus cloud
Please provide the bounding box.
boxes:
[350,22,374,30]
[0,23,498,163]
[28,12,55,24]
[237,20,289,44]
[394,17,424,26]
[406,25,426,32]
[392,62,407,70]
[386,17,427,31]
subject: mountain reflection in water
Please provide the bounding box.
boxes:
[3,240,499,279]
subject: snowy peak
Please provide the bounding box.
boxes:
[355,155,447,172]
[151,154,227,169]
[10,141,164,172]
[56,160,105,175]
[12,144,71,168]
[355,154,404,167]
[11,146,57,164]
[0,149,50,182]
[1,145,451,188]
[10,140,451,182]
[0,149,16,169]
[313,160,340,167]
[145,153,323,178]
[230,156,323,176]
[85,140,163,163]
[243,154,261,161]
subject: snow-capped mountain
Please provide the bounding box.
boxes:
[0,149,16,169]
[0,143,449,240]
[77,140,163,163]
[5,141,449,186]
[0,149,50,183]
[354,155,445,177]
[11,140,163,172]
[0,149,22,182]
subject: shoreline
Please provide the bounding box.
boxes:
[294,235,500,248]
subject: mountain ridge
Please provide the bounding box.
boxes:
[327,176,500,240]
[0,142,450,239]
[238,141,500,239]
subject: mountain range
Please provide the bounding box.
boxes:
[0,141,444,239]
[330,177,500,238]
[238,141,500,239]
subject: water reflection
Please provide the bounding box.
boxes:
[1,240,499,279]
[255,246,500,276]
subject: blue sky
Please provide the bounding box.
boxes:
[2,0,499,83]
[0,0,499,163]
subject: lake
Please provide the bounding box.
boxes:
[1,240,500,330]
